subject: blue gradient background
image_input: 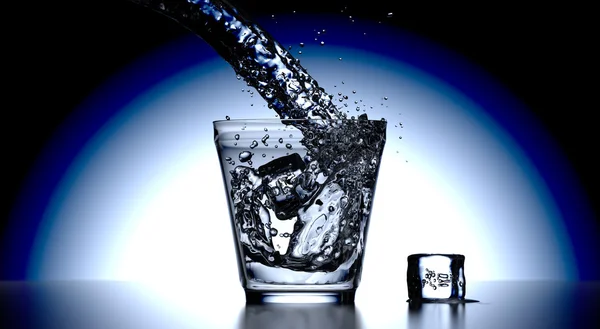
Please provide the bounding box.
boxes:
[3,3,598,295]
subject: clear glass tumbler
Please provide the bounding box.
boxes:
[214,118,386,304]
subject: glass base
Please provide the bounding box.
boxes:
[245,290,356,304]
[407,298,480,305]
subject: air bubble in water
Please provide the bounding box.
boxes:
[298,50,302,54]
[239,151,252,162]
[270,228,278,236]
[299,42,305,47]
[235,134,240,140]
[387,12,394,18]
[278,138,283,143]
[320,41,325,46]
[285,143,293,149]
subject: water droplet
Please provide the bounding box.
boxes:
[328,206,335,212]
[239,151,252,162]
[274,145,278,148]
[320,41,325,46]
[225,115,230,120]
[250,140,258,149]
[270,228,278,236]
[262,153,266,157]
[356,107,360,111]
[343,95,348,100]
[399,136,403,139]
[299,42,305,47]
[338,57,342,61]
[384,96,388,100]
[225,157,232,161]
[298,50,302,54]
[234,134,240,140]
[278,138,283,143]
[285,143,292,149]
[236,75,241,80]
[387,12,394,18]
[289,134,293,138]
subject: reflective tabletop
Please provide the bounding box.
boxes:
[1,281,599,328]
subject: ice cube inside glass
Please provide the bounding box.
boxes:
[214,119,386,304]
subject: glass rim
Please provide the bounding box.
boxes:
[213,118,388,124]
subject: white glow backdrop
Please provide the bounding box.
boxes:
[26,22,576,314]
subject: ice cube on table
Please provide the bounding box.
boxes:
[407,254,467,301]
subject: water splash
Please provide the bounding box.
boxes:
[128,0,344,120]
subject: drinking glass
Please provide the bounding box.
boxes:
[214,118,386,304]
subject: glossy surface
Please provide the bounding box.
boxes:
[1,281,598,328]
